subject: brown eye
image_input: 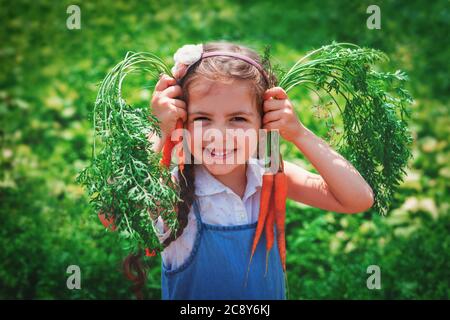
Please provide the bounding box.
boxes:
[232,117,246,122]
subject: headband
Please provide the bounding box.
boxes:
[171,43,270,84]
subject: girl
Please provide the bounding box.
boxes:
[136,41,374,300]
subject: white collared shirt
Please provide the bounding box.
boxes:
[152,157,265,271]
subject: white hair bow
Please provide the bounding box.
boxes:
[171,43,203,79]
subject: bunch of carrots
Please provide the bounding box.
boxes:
[98,118,185,257]
[252,155,287,275]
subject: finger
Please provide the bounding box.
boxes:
[163,99,187,122]
[162,84,183,99]
[173,64,188,80]
[262,110,283,125]
[154,74,177,92]
[175,107,187,123]
[263,98,284,112]
[171,98,187,111]
[263,119,283,131]
[263,87,288,101]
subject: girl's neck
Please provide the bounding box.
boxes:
[208,163,247,200]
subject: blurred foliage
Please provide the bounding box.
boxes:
[0,0,448,299]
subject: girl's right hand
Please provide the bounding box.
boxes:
[150,74,187,142]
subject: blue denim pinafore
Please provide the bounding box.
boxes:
[161,197,286,300]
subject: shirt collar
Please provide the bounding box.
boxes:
[194,157,264,199]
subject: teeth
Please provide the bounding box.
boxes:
[212,151,228,156]
[207,148,234,157]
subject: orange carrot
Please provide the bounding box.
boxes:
[244,173,274,286]
[161,139,174,168]
[264,190,275,276]
[160,119,183,168]
[176,139,185,174]
[274,170,288,272]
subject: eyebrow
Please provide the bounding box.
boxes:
[190,110,255,117]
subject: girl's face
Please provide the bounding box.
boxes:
[186,77,262,176]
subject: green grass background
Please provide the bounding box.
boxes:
[1,0,449,299]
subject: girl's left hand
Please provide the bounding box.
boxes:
[262,87,305,143]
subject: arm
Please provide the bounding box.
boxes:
[284,125,374,213]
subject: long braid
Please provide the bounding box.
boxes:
[122,249,146,300]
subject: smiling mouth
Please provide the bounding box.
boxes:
[204,148,237,159]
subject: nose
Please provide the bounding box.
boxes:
[203,125,237,149]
